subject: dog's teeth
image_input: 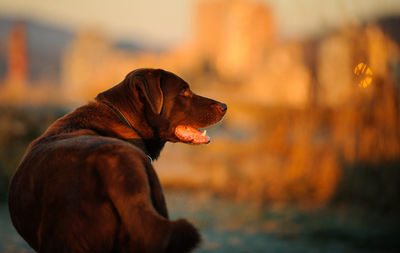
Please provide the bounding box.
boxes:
[202,130,207,136]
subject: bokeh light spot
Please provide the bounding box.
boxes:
[354,62,373,88]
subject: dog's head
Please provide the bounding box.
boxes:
[96,68,227,145]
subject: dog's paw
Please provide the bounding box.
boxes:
[165,219,201,253]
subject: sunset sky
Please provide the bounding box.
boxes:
[0,0,400,47]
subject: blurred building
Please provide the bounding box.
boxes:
[2,21,28,101]
[192,0,276,78]
[6,21,28,85]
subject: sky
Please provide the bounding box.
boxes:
[0,0,400,48]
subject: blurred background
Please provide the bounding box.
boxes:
[1,0,400,252]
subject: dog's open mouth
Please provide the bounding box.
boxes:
[174,125,210,144]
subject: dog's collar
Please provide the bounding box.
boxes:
[100,101,135,131]
[147,155,153,164]
[100,101,153,164]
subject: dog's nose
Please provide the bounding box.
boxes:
[218,103,227,115]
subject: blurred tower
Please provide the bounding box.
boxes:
[6,21,28,86]
[193,0,276,79]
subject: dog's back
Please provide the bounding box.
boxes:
[10,105,201,253]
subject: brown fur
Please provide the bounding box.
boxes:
[8,68,227,253]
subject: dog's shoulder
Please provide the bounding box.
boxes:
[80,135,149,165]
[45,134,148,162]
[24,132,149,175]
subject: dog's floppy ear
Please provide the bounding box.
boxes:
[95,69,164,115]
[133,70,164,114]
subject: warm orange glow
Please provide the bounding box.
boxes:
[354,62,373,88]
[0,0,399,209]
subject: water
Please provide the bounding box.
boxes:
[0,204,33,253]
[165,190,365,253]
[0,190,397,252]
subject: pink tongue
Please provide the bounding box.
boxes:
[175,125,210,144]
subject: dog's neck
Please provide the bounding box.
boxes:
[98,101,165,161]
[125,138,164,161]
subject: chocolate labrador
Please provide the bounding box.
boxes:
[8,68,227,253]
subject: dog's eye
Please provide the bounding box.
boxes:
[181,88,191,97]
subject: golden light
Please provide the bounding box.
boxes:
[354,62,373,88]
